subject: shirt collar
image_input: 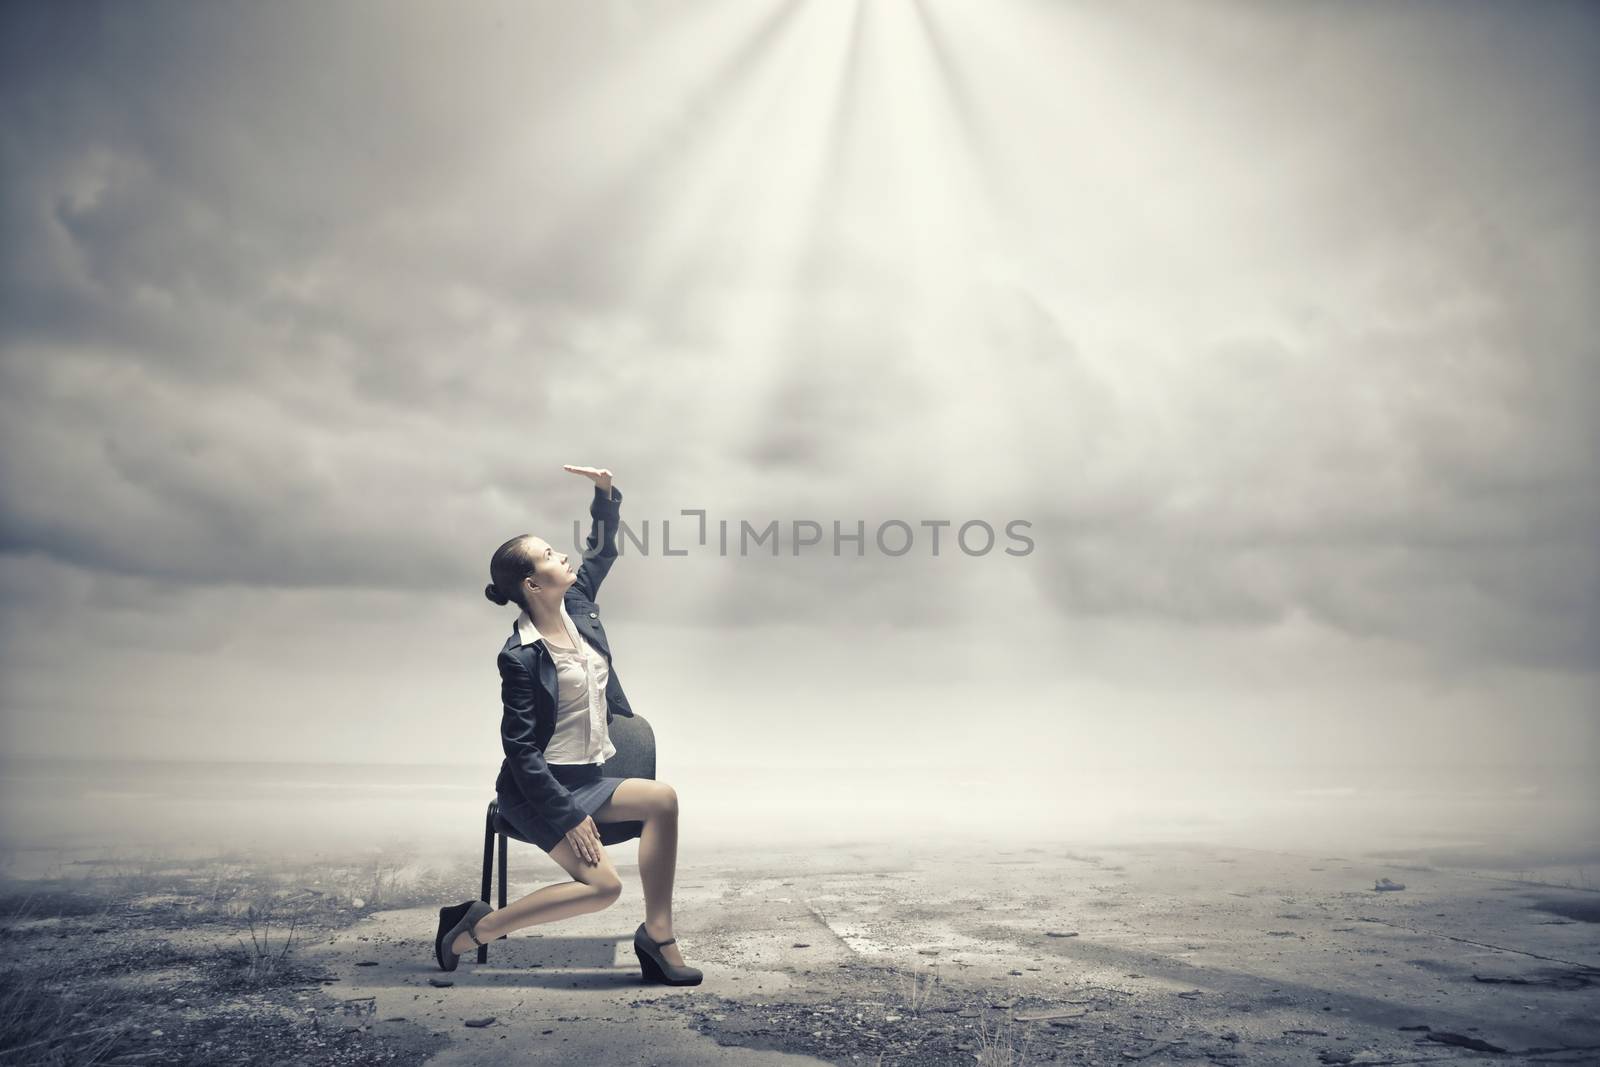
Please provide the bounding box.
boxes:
[515,600,577,649]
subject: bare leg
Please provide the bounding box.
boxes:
[593,779,686,968]
[450,838,622,955]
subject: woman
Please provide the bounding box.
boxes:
[434,464,701,986]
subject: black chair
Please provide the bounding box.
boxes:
[478,713,656,963]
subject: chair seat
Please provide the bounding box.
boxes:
[491,810,535,845]
[490,804,641,847]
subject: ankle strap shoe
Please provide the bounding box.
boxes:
[633,922,703,986]
[436,899,493,972]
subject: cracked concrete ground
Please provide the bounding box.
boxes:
[308,839,1600,1065]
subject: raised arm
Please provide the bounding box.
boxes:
[569,478,622,602]
[498,648,588,836]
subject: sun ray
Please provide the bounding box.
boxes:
[730,0,1023,481]
[906,0,1019,247]
[511,0,812,302]
[619,2,831,321]
[729,0,873,459]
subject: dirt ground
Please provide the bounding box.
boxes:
[2,838,1597,1065]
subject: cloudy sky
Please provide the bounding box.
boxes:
[1,1,1595,838]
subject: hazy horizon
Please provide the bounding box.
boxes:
[3,753,1594,867]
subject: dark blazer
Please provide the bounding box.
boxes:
[494,484,635,836]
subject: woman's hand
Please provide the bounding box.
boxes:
[564,815,603,865]
[563,465,613,498]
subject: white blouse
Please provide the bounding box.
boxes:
[515,601,617,766]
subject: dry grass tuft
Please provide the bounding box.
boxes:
[975,1013,1035,1067]
[896,965,943,1014]
[214,904,301,989]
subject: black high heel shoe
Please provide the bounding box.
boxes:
[633,922,703,986]
[435,899,492,972]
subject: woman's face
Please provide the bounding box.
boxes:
[521,536,576,600]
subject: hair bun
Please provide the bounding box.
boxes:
[484,582,508,606]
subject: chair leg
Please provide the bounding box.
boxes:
[497,831,509,939]
[479,803,495,964]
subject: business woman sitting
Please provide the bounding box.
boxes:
[434,465,701,985]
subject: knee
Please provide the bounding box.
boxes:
[655,783,679,818]
[590,874,623,905]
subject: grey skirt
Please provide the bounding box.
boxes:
[496,762,628,854]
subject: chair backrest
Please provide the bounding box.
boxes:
[600,712,656,782]
[595,713,655,845]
